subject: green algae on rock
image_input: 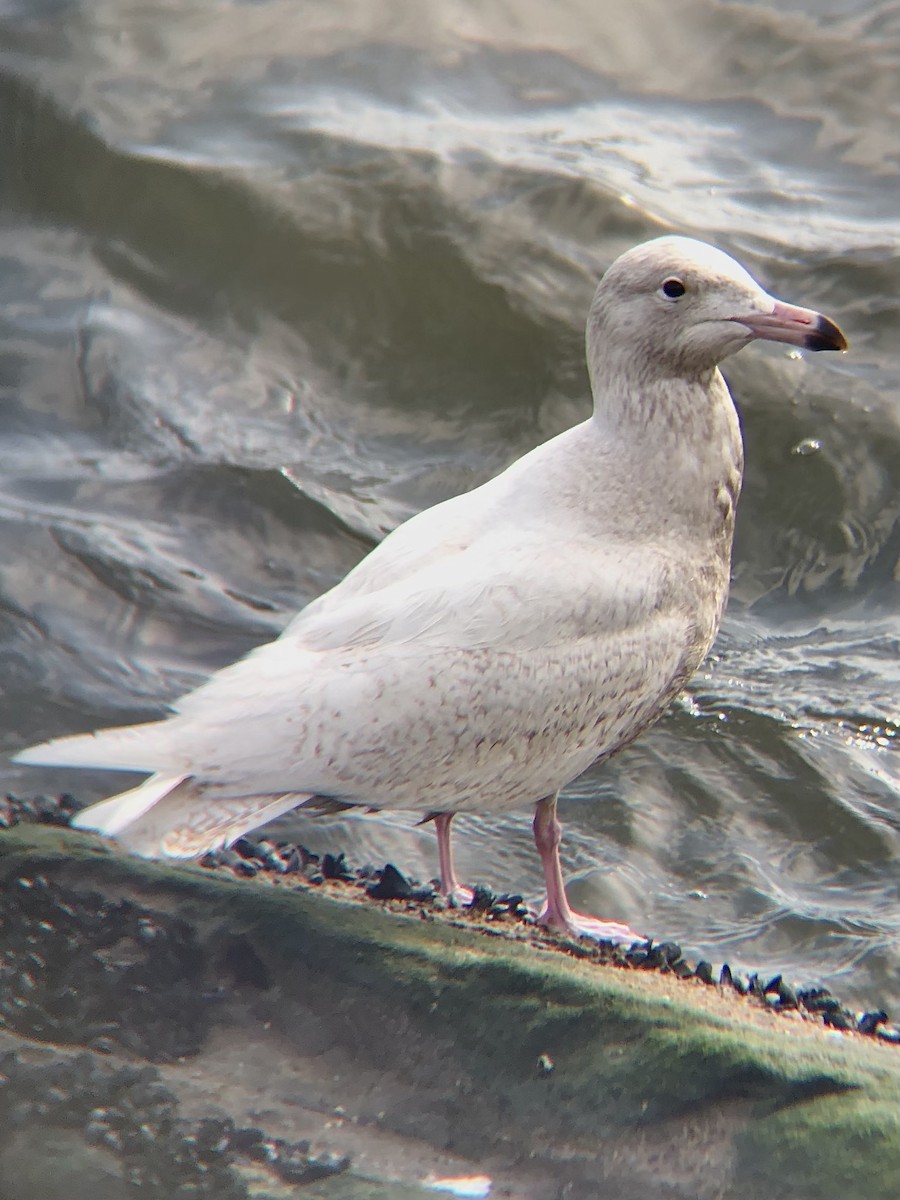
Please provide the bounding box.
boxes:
[0,823,897,1200]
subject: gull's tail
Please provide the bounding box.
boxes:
[13,722,174,775]
[71,772,189,837]
[14,726,310,859]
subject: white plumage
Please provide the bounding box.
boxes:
[15,236,847,940]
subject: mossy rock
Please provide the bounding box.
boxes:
[0,823,896,1200]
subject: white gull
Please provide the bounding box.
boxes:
[15,237,847,942]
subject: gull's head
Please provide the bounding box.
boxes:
[587,236,847,383]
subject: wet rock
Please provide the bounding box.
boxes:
[0,1041,356,1197]
[201,848,255,875]
[226,1127,265,1155]
[193,1116,235,1161]
[231,838,263,861]
[776,980,799,1010]
[322,851,355,882]
[367,863,413,900]
[244,1134,281,1165]
[219,937,271,991]
[495,892,527,918]
[278,846,304,874]
[823,1009,855,1032]
[638,941,681,971]
[202,839,313,880]
[694,960,714,985]
[275,1144,350,1185]
[799,989,842,1016]
[0,792,80,830]
[625,940,651,967]
[636,943,662,969]
[798,986,829,1010]
[466,885,497,913]
[0,1051,247,1200]
[857,1011,888,1037]
[9,799,886,1055]
[0,1126,129,1200]
[0,875,209,1060]
[0,811,897,1200]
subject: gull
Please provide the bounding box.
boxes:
[14,237,847,942]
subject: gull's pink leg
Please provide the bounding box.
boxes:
[433,812,474,905]
[533,793,643,944]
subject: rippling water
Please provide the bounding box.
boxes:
[2,0,899,1010]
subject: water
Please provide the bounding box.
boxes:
[1,0,899,1012]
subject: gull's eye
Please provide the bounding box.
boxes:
[661,277,686,299]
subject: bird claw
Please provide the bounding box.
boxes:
[445,884,476,908]
[539,909,644,946]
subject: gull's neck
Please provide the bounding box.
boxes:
[590,364,730,440]
[583,363,745,553]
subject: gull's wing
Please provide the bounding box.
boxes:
[172,570,698,811]
[23,530,710,810]
[17,413,723,808]
[286,421,592,635]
